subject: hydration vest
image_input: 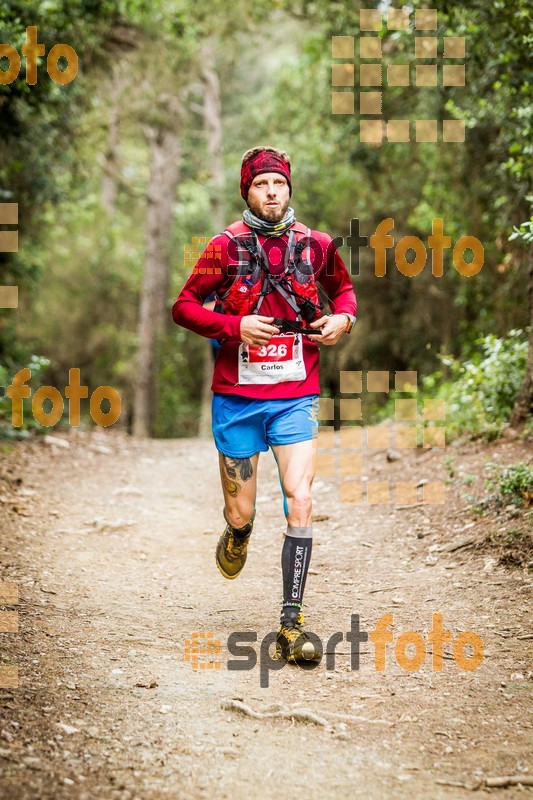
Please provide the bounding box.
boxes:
[214,221,324,323]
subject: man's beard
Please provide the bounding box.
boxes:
[248,197,290,223]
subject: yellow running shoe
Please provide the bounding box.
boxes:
[215,512,255,580]
[275,610,323,663]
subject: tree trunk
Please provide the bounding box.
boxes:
[198,41,225,439]
[101,68,126,213]
[201,41,225,233]
[510,251,533,427]
[133,124,180,438]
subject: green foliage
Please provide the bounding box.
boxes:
[16,190,140,413]
[439,329,529,439]
[0,354,50,437]
[509,214,533,246]
[153,329,207,438]
[488,462,533,508]
[370,329,529,439]
[481,460,533,569]
[0,0,130,375]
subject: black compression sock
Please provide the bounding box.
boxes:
[281,526,313,623]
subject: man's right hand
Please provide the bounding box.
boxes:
[240,315,280,346]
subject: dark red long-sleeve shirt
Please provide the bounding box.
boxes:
[172,223,357,399]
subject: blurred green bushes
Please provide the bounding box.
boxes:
[371,328,530,441]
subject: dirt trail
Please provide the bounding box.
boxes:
[0,428,531,799]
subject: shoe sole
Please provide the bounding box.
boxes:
[287,650,322,663]
[276,640,323,663]
[215,555,243,580]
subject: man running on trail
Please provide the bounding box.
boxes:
[172,146,357,663]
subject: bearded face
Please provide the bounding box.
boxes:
[247,172,290,222]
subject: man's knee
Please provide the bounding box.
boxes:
[286,488,312,516]
[224,502,255,529]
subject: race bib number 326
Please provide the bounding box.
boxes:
[238,334,306,384]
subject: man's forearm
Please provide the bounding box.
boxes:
[319,236,357,318]
[322,283,357,318]
[172,296,241,340]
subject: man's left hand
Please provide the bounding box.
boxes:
[307,314,347,345]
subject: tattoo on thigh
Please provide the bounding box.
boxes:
[223,456,253,497]
[223,477,240,496]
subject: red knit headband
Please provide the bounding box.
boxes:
[240,151,292,200]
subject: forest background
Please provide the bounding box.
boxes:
[0,0,531,441]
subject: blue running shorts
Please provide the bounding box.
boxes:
[212,393,319,459]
